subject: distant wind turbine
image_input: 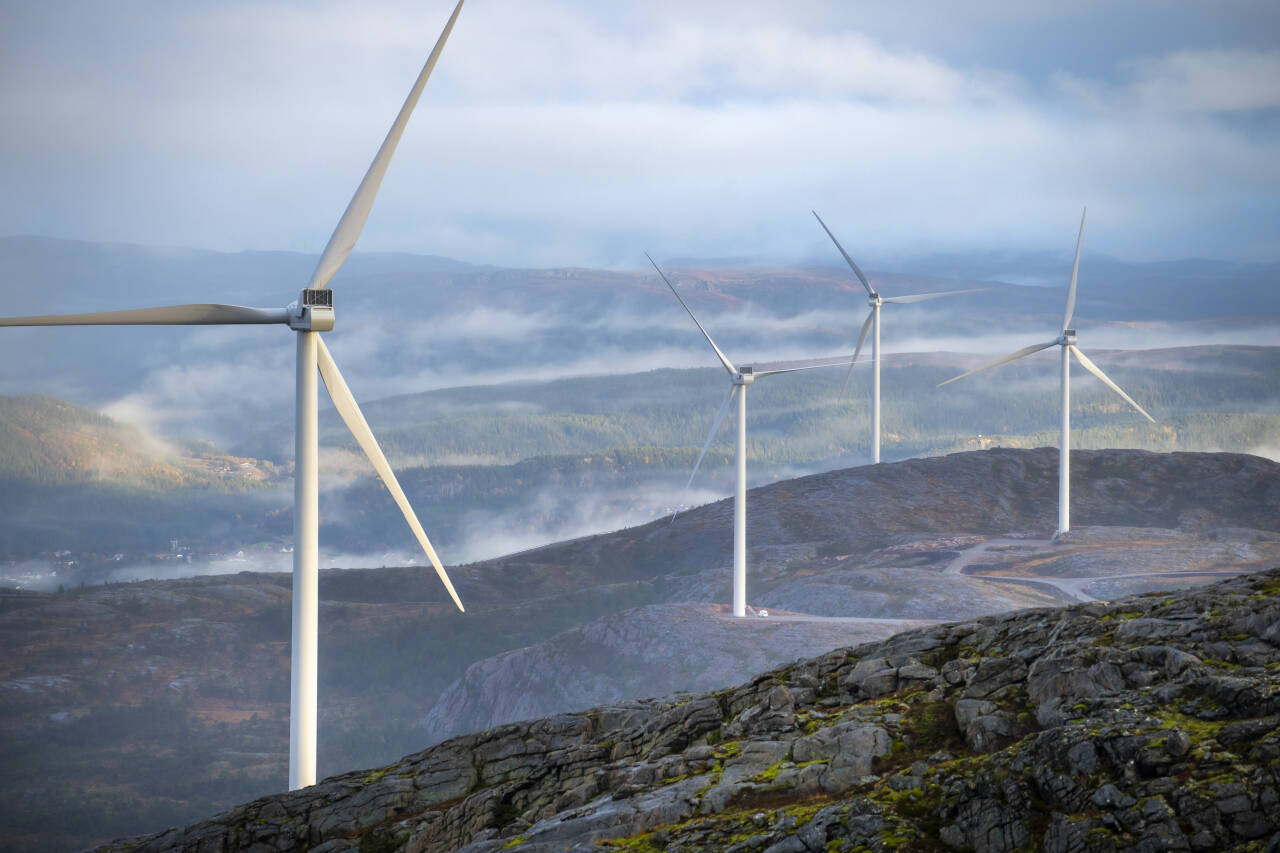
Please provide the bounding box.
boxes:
[648,253,852,617]
[0,0,469,790]
[813,210,985,464]
[938,208,1155,535]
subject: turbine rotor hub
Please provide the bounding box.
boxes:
[734,366,755,386]
[289,289,335,332]
[1059,329,1077,346]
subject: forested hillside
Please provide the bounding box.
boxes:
[0,396,279,561]
[232,345,1280,470]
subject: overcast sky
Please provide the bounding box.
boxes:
[3,0,1278,268]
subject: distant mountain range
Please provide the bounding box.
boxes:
[2,235,1276,447]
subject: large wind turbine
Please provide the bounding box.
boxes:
[0,1,469,790]
[648,254,852,617]
[812,211,984,464]
[938,208,1155,535]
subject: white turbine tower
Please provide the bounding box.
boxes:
[813,210,984,464]
[0,0,469,790]
[648,254,852,617]
[938,208,1155,535]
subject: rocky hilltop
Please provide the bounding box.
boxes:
[4,448,1280,852]
[101,568,1280,853]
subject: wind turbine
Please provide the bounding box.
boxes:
[648,253,853,617]
[938,208,1155,535]
[0,0,469,790]
[812,210,985,464]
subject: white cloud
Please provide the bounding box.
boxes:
[0,1,1277,265]
[1124,49,1280,114]
[433,6,1017,106]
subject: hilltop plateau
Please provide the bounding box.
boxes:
[2,447,1278,851]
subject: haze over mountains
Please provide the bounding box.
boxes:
[1,236,1278,587]
[3,339,1279,586]
[3,235,1277,444]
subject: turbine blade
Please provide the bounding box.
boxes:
[882,287,988,305]
[840,308,876,398]
[851,308,875,365]
[938,340,1058,386]
[646,251,736,375]
[685,385,737,489]
[812,210,874,296]
[307,0,466,291]
[671,385,737,524]
[0,304,289,326]
[1063,207,1086,330]
[1069,345,1155,423]
[754,354,856,377]
[316,338,465,612]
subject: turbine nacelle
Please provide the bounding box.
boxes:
[288,289,335,332]
[1058,329,1077,346]
[734,367,755,386]
[868,293,882,306]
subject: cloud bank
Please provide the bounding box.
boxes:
[1,1,1277,267]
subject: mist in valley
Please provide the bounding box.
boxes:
[2,239,1278,590]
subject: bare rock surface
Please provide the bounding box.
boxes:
[419,603,929,744]
[97,569,1280,853]
[754,565,1068,617]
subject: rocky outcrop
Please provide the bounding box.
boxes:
[98,568,1280,853]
